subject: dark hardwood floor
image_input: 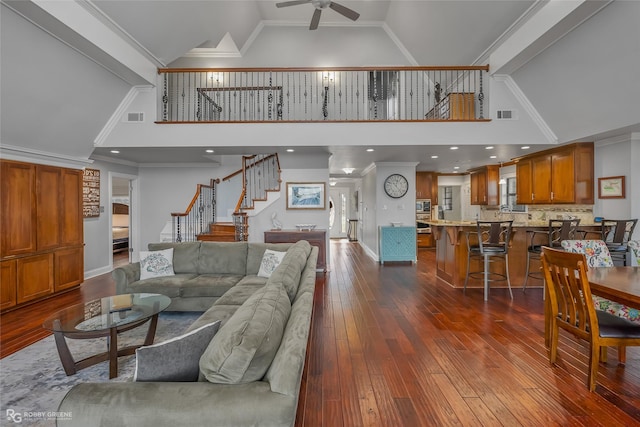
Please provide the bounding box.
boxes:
[2,241,639,425]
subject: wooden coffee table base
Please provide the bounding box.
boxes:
[52,313,160,379]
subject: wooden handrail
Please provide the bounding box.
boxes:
[170,178,219,216]
[222,154,279,182]
[159,65,490,73]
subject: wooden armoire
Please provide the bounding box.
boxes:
[1,160,84,311]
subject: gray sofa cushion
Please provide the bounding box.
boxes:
[214,284,266,306]
[125,274,197,297]
[267,240,312,302]
[148,242,201,274]
[199,282,291,384]
[134,320,221,382]
[198,242,248,275]
[180,275,243,298]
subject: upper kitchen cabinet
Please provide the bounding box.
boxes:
[416,172,438,204]
[514,143,594,205]
[468,165,499,206]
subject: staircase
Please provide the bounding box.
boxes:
[171,154,281,243]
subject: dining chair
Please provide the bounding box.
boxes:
[523,219,581,291]
[464,220,513,301]
[540,247,640,391]
[601,219,638,266]
[561,239,640,363]
[628,240,640,267]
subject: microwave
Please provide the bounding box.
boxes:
[416,199,431,213]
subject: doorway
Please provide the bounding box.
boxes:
[110,174,136,268]
[329,187,350,239]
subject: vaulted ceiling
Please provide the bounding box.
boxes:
[2,0,635,175]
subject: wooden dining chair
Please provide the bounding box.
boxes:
[541,247,640,391]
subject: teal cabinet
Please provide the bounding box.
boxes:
[379,226,417,264]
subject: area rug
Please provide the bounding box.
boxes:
[1,312,200,426]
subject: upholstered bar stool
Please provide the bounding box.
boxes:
[522,219,580,291]
[601,219,637,266]
[464,220,514,301]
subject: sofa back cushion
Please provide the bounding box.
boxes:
[148,242,201,274]
[267,240,312,302]
[198,242,248,275]
[199,282,291,384]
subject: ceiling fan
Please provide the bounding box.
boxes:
[276,0,360,30]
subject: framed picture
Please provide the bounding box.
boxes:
[598,176,625,199]
[286,182,326,210]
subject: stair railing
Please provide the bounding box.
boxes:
[171,178,219,242]
[223,153,282,241]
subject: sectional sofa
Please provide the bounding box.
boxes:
[57,240,318,427]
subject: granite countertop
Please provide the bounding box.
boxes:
[427,220,601,227]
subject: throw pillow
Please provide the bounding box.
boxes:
[134,320,221,382]
[257,249,287,278]
[199,282,291,384]
[139,248,175,280]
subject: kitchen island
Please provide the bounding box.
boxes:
[428,220,601,291]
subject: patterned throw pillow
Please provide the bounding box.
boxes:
[139,248,175,280]
[257,249,286,278]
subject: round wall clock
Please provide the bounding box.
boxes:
[383,174,409,198]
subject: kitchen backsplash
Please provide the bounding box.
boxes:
[479,205,594,223]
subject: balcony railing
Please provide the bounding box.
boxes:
[157,66,488,123]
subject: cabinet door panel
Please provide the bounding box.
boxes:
[61,169,83,245]
[17,253,54,304]
[36,166,62,250]
[531,155,552,203]
[551,151,575,203]
[1,161,36,256]
[516,160,533,204]
[55,246,83,291]
[1,260,17,310]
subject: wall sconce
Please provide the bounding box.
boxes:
[322,72,335,82]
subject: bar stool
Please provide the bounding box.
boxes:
[522,218,580,291]
[601,219,637,266]
[464,220,513,301]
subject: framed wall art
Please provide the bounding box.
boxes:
[598,175,625,199]
[83,168,101,217]
[286,182,326,210]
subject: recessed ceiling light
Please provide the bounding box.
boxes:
[490,155,497,159]
[521,146,530,150]
[342,168,355,174]
[454,166,460,170]
[286,149,294,152]
[205,149,214,153]
[110,150,120,154]
[485,146,494,150]
[366,148,374,152]
[329,182,337,186]
[450,146,459,150]
[431,155,438,159]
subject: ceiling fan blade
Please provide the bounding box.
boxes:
[310,8,322,30]
[276,0,311,8]
[329,1,360,21]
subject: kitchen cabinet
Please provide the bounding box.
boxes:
[417,232,434,248]
[416,172,438,204]
[469,165,499,205]
[1,160,84,311]
[515,143,593,204]
[379,226,417,263]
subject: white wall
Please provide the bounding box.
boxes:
[511,1,640,143]
[593,138,634,222]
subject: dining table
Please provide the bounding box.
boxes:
[588,266,640,309]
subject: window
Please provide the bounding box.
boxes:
[443,186,453,211]
[501,177,526,212]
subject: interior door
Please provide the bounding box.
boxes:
[329,188,350,239]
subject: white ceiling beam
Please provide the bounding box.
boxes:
[490,0,612,75]
[8,0,159,85]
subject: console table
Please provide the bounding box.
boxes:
[264,229,327,272]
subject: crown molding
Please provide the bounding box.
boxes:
[0,144,93,169]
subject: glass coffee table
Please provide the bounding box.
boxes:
[43,293,171,379]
